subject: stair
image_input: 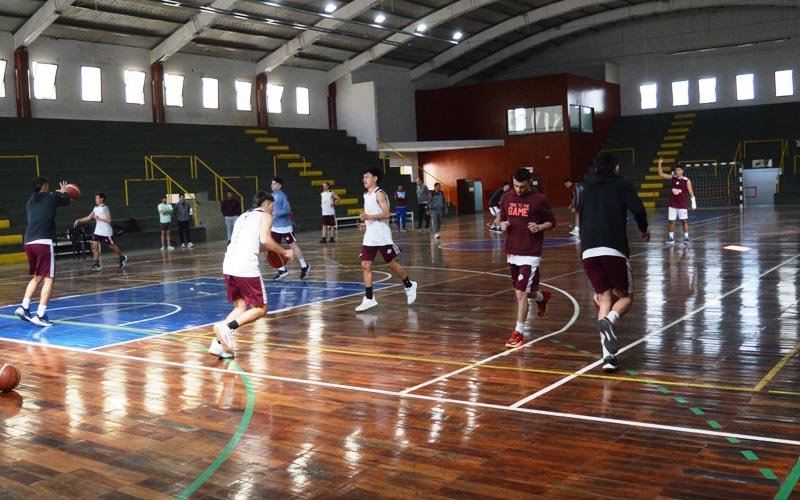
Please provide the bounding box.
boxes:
[636,112,696,206]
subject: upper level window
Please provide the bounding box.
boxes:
[296,87,309,115]
[31,62,58,100]
[672,80,689,106]
[164,73,184,107]
[736,74,754,101]
[775,70,793,97]
[640,83,657,109]
[235,80,252,111]
[568,104,593,132]
[124,70,145,105]
[698,77,716,104]
[507,107,533,135]
[267,84,284,113]
[202,77,219,109]
[81,66,102,102]
[0,60,6,98]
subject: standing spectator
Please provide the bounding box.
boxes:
[174,193,194,248]
[429,182,447,239]
[415,177,430,231]
[270,177,311,280]
[319,181,340,243]
[488,182,510,232]
[73,192,128,271]
[158,195,175,251]
[220,191,241,245]
[564,179,583,237]
[394,184,408,232]
[15,176,71,327]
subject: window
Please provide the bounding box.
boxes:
[775,70,793,97]
[672,80,689,106]
[202,77,219,109]
[568,105,580,131]
[296,87,309,114]
[164,73,184,107]
[698,77,716,104]
[568,105,593,132]
[506,108,533,135]
[267,84,284,113]
[31,62,58,100]
[736,73,754,101]
[124,70,146,105]
[640,83,657,109]
[534,105,563,132]
[81,66,102,102]
[0,60,6,98]
[235,80,252,111]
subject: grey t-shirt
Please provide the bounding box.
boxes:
[416,184,430,206]
[24,191,71,243]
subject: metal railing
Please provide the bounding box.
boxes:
[192,156,248,210]
[733,138,788,172]
[0,154,40,177]
[272,154,308,177]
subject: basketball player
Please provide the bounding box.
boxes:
[270,177,311,280]
[209,191,295,358]
[488,182,509,232]
[499,168,555,348]
[579,153,650,372]
[355,167,418,312]
[73,192,128,271]
[320,181,340,243]
[564,179,582,237]
[15,177,71,327]
[657,157,696,244]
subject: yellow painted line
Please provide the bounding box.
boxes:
[668,128,689,133]
[347,207,363,216]
[275,153,301,160]
[0,220,9,229]
[753,340,800,392]
[638,191,660,198]
[254,137,279,143]
[674,112,696,118]
[337,198,359,205]
[332,188,346,195]
[266,145,290,151]
[643,201,656,208]
[640,183,663,190]
[768,389,800,396]
[243,128,268,134]
[664,135,686,141]
[287,162,310,168]
[299,170,323,177]
[0,252,27,265]
[0,234,23,245]
[657,150,679,156]
[311,179,335,186]
[653,157,675,164]
[671,120,693,126]
[645,175,664,181]
[660,143,682,148]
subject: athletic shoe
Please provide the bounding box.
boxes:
[31,314,54,327]
[328,237,335,243]
[319,238,327,243]
[181,243,186,248]
[207,339,234,359]
[119,255,128,269]
[505,330,525,348]
[167,245,175,251]
[405,280,418,305]
[160,246,166,251]
[91,263,101,271]
[489,227,503,233]
[684,237,690,245]
[597,318,619,355]
[602,355,619,373]
[666,237,675,244]
[300,265,311,280]
[355,297,378,312]
[213,321,235,352]
[536,289,552,317]
[14,307,32,322]
[273,269,288,281]
[569,227,580,236]
[187,242,193,248]
[434,233,440,239]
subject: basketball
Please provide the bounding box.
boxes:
[267,250,286,269]
[65,183,81,200]
[0,364,21,393]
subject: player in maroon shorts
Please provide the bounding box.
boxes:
[657,157,696,244]
[209,191,294,358]
[579,153,650,372]
[499,168,556,349]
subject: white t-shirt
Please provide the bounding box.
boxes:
[93,205,113,237]
[321,191,336,216]
[223,209,264,277]
[362,188,393,247]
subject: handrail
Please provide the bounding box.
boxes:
[418,167,454,207]
[733,142,742,164]
[145,158,192,196]
[124,178,168,206]
[144,155,194,180]
[599,148,636,169]
[742,139,787,171]
[272,154,307,177]
[0,154,40,177]
[193,156,247,210]
[378,139,411,175]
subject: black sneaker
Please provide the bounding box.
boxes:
[597,318,618,355]
[31,314,54,327]
[119,255,128,269]
[272,269,288,281]
[328,237,335,243]
[319,238,327,243]
[602,356,619,373]
[14,307,32,322]
[91,263,101,271]
[300,264,311,279]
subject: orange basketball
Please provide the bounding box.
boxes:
[267,250,286,269]
[0,364,21,393]
[65,183,81,200]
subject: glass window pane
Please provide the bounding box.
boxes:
[534,105,563,132]
[640,83,657,109]
[698,77,716,104]
[736,73,754,101]
[267,84,284,113]
[672,80,689,106]
[124,70,145,105]
[235,80,252,111]
[296,87,309,114]
[775,70,793,97]
[81,66,102,102]
[568,105,580,131]
[164,73,184,107]
[32,62,58,100]
[506,107,534,135]
[0,60,6,98]
[580,106,593,133]
[202,77,219,109]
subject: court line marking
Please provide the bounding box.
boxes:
[753,340,800,392]
[4,335,800,447]
[510,251,800,408]
[776,457,800,499]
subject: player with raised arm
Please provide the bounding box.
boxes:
[657,157,696,244]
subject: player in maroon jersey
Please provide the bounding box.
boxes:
[657,157,696,244]
[499,168,556,349]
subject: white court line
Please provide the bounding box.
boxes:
[510,251,800,408]
[4,335,800,447]
[400,281,580,395]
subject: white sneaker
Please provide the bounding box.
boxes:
[187,242,194,248]
[168,245,175,251]
[434,233,440,239]
[181,243,186,248]
[405,280,418,305]
[214,321,235,352]
[569,227,580,236]
[355,297,378,312]
[160,246,166,251]
[207,338,234,359]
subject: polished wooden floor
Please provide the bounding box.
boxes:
[1,207,799,499]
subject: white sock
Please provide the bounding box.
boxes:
[607,311,620,324]
[684,233,689,239]
[299,258,307,267]
[279,267,287,272]
[669,232,674,239]
[515,321,525,333]
[22,298,30,309]
[534,291,544,302]
[37,305,47,316]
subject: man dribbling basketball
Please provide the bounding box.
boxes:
[209,191,294,358]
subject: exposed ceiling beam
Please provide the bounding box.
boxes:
[257,0,377,73]
[326,0,498,83]
[13,0,78,49]
[450,0,800,85]
[151,0,238,63]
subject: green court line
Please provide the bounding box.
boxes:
[727,437,741,444]
[761,468,778,480]
[742,450,759,461]
[775,457,800,500]
[707,420,722,429]
[690,407,705,416]
[674,396,688,404]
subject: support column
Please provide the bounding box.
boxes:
[150,62,165,123]
[327,82,337,130]
[14,48,32,119]
[256,73,268,129]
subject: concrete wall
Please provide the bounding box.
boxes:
[335,73,379,151]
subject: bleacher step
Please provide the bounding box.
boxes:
[275,153,301,160]
[674,113,696,119]
[0,252,27,265]
[255,137,279,143]
[244,128,269,135]
[645,175,664,181]
[288,162,310,168]
[638,191,660,198]
[338,198,358,206]
[346,208,364,216]
[657,150,679,156]
[640,183,663,189]
[299,170,323,177]
[311,180,334,186]
[332,188,346,195]
[266,145,290,151]
[0,234,23,245]
[0,220,9,229]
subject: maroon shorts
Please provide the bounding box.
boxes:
[360,244,400,263]
[582,256,632,295]
[225,275,267,306]
[321,215,336,226]
[92,234,114,246]
[271,231,296,245]
[509,263,540,293]
[25,243,54,278]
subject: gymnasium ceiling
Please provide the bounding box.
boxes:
[0,0,793,85]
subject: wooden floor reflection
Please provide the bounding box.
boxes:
[1,207,799,498]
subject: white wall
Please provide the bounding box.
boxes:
[352,64,417,143]
[265,65,329,129]
[336,73,378,150]
[0,32,17,117]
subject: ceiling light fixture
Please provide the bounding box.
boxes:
[416,23,427,33]
[324,2,337,13]
[374,14,386,24]
[453,31,463,41]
